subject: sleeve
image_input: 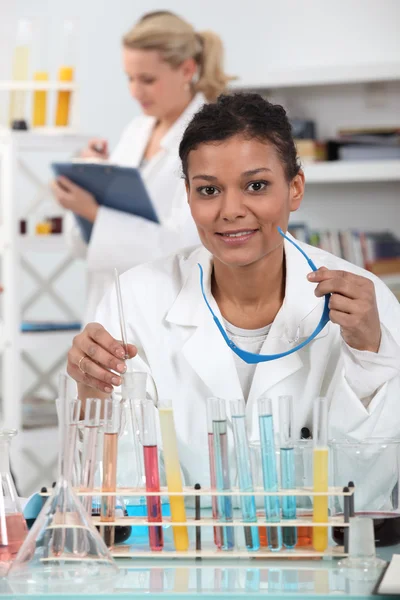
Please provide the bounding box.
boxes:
[63,210,87,259]
[327,284,400,441]
[86,189,199,274]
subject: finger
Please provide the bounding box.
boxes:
[126,343,137,359]
[314,277,360,300]
[67,361,113,395]
[329,309,353,328]
[308,268,364,286]
[69,345,122,388]
[57,176,83,194]
[85,323,127,358]
[328,293,354,314]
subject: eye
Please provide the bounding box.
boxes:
[142,77,156,85]
[197,186,220,197]
[247,180,269,192]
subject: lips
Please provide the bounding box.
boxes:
[216,229,259,238]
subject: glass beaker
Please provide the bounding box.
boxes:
[7,374,118,590]
[331,438,400,547]
[0,430,28,574]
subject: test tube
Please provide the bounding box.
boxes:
[100,397,121,548]
[158,399,189,551]
[230,399,259,551]
[258,395,282,551]
[123,371,147,488]
[279,395,297,549]
[80,398,101,514]
[140,399,163,551]
[312,396,329,552]
[206,397,222,549]
[210,397,235,550]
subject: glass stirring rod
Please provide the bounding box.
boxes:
[114,267,130,362]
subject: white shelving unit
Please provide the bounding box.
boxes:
[0,130,90,429]
[233,65,400,299]
[0,127,91,495]
[303,159,400,184]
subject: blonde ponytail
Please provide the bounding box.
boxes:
[122,12,235,102]
[194,31,235,102]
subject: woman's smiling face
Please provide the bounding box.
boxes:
[186,134,305,268]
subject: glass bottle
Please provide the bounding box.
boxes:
[0,430,28,575]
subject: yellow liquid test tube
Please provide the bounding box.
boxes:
[312,397,329,552]
[32,71,48,127]
[55,66,74,126]
[158,403,189,551]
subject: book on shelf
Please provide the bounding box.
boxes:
[288,223,400,300]
[21,321,81,332]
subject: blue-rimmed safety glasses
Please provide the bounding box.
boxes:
[198,227,330,364]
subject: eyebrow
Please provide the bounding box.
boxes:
[191,167,272,181]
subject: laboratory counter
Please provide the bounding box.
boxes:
[0,545,398,600]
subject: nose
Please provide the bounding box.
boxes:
[128,80,142,100]
[220,190,247,222]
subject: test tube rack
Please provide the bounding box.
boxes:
[67,484,355,560]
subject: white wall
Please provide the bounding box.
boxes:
[9,0,400,145]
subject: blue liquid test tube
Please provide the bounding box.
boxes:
[210,397,235,550]
[230,399,260,551]
[258,395,282,551]
[279,395,297,549]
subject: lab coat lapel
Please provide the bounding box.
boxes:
[165,248,243,402]
[246,234,329,409]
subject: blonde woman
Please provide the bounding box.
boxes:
[52,11,232,322]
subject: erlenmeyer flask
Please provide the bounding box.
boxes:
[0,430,28,575]
[7,374,118,590]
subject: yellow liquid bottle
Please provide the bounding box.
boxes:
[32,71,48,127]
[9,45,30,125]
[158,406,189,551]
[55,66,74,126]
[312,447,329,551]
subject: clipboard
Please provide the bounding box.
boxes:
[51,161,159,243]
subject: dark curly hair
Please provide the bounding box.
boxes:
[179,93,301,182]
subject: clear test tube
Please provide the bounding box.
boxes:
[67,398,81,484]
[80,398,101,515]
[55,18,77,127]
[100,397,121,548]
[206,397,222,549]
[140,399,163,551]
[258,395,282,551]
[312,396,329,552]
[279,395,297,549]
[230,398,259,551]
[210,397,234,550]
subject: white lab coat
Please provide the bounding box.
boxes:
[95,236,400,493]
[66,93,205,322]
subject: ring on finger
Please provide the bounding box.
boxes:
[78,355,87,374]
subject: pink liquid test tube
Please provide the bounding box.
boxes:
[139,399,163,551]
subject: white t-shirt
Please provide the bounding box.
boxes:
[223,319,272,402]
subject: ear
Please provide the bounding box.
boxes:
[180,57,197,83]
[185,179,190,204]
[289,170,305,212]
